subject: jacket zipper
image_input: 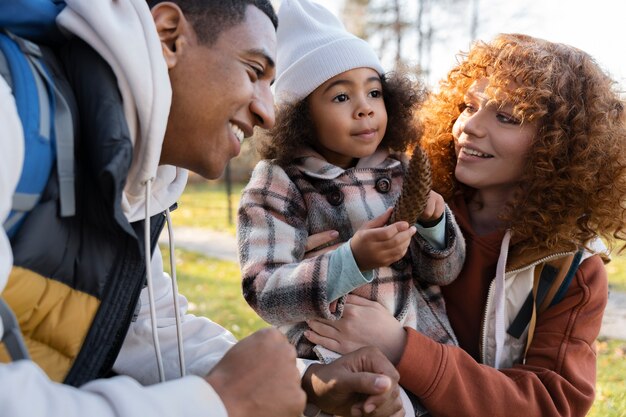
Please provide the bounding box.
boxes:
[479,251,575,365]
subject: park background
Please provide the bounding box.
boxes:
[166,1,626,415]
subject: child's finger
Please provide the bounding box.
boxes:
[360,207,393,230]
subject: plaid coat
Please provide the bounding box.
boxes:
[238,148,465,359]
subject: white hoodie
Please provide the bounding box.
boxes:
[0,1,237,416]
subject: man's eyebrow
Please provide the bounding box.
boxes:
[323,76,381,93]
[247,48,275,69]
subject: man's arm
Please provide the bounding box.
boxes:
[0,361,230,417]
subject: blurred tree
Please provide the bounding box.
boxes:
[341,0,471,78]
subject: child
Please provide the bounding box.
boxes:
[238,0,465,366]
[304,33,626,416]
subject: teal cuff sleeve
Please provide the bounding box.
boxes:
[327,240,374,301]
[415,214,446,250]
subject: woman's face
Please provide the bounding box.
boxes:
[452,79,537,199]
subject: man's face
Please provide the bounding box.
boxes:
[161,5,276,179]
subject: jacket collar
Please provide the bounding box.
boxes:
[293,147,403,180]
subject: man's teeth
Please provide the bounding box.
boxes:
[230,123,244,143]
[462,147,492,158]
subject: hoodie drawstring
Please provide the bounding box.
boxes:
[493,229,511,369]
[165,207,186,377]
[144,178,165,382]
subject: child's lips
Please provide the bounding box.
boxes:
[352,128,378,139]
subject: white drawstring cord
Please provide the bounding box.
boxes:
[144,178,166,382]
[165,207,186,377]
[493,229,511,369]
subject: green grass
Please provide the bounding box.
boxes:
[607,252,626,292]
[160,247,268,340]
[589,338,626,417]
[170,181,243,235]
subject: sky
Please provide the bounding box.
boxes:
[310,0,626,89]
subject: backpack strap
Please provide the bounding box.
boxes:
[506,250,583,359]
[0,0,66,45]
[0,297,30,361]
[0,31,75,238]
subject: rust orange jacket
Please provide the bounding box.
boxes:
[396,199,608,417]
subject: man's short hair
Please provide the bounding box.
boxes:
[147,0,278,45]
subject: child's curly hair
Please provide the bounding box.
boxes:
[258,71,425,166]
[421,33,626,253]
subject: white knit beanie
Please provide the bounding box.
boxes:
[275,0,384,105]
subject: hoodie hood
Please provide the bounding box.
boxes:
[57,0,187,222]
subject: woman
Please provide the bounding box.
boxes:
[303,33,626,416]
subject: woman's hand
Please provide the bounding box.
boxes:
[305,295,407,364]
[305,230,341,258]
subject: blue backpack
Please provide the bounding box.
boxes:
[0,0,74,361]
[0,0,75,239]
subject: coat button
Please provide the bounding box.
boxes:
[326,188,344,206]
[375,177,392,193]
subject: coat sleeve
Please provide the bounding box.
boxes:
[0,361,227,417]
[238,161,340,325]
[396,255,607,417]
[409,205,466,286]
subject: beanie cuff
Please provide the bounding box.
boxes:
[275,37,384,105]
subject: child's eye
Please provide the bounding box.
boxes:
[369,89,382,98]
[333,93,349,103]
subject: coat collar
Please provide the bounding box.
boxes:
[293,147,404,180]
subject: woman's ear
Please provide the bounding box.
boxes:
[151,2,191,69]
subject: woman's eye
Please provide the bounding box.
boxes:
[333,93,349,102]
[461,103,476,114]
[497,113,520,125]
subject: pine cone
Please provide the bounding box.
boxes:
[391,146,432,224]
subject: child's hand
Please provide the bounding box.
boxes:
[417,190,445,224]
[351,208,416,271]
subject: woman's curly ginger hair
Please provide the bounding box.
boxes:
[420,33,626,253]
[258,71,425,166]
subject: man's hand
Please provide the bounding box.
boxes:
[206,328,306,417]
[303,346,404,417]
[351,208,416,271]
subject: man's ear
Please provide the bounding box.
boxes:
[151,2,192,69]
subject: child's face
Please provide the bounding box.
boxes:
[308,67,388,168]
[452,78,537,200]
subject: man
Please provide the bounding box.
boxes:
[0,1,402,416]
